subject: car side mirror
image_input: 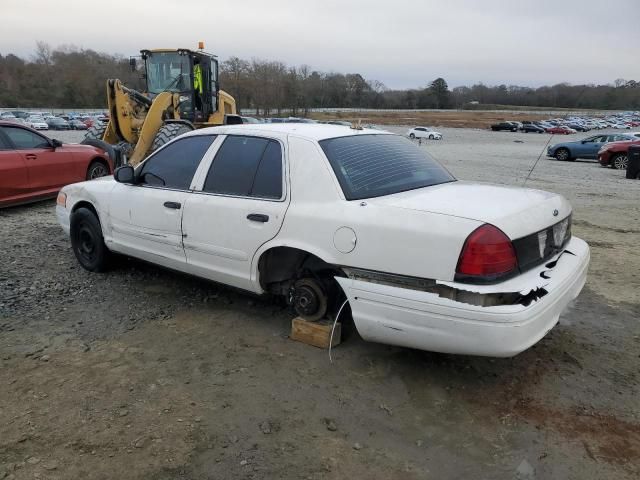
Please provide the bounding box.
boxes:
[114,165,135,184]
[50,139,63,149]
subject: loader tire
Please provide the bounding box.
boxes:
[82,123,107,143]
[151,123,193,152]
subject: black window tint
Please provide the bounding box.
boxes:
[139,135,214,189]
[250,141,282,199]
[204,136,269,195]
[320,134,455,200]
[3,127,49,149]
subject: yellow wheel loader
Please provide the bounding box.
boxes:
[82,45,240,166]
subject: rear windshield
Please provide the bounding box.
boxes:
[319,134,455,200]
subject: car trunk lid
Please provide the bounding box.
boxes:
[368,181,572,241]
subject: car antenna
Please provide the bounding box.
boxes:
[523,86,589,187]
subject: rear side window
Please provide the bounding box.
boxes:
[203,136,283,199]
[139,135,215,190]
[3,127,49,149]
[250,141,283,199]
[319,134,455,200]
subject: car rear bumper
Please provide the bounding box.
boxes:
[336,236,589,357]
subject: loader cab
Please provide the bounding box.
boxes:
[140,49,219,123]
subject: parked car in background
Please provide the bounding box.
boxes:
[521,124,546,133]
[407,127,443,140]
[239,116,263,124]
[25,116,49,130]
[82,116,103,128]
[566,123,589,132]
[5,117,26,126]
[69,119,89,130]
[6,111,30,119]
[0,121,113,207]
[491,122,518,132]
[546,126,576,135]
[55,123,589,357]
[46,117,71,130]
[598,138,640,169]
[547,134,636,161]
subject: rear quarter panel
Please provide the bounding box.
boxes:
[253,136,482,283]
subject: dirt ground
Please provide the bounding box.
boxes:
[311,110,552,129]
[1,128,639,480]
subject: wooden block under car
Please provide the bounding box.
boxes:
[290,317,341,349]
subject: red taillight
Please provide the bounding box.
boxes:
[456,224,517,280]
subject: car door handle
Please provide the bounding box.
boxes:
[25,154,37,160]
[247,213,269,223]
[163,201,181,209]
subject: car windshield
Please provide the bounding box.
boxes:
[319,134,455,200]
[146,52,191,94]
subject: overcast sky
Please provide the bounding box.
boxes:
[2,0,639,89]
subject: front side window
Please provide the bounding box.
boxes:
[138,135,215,190]
[2,127,49,149]
[319,134,455,200]
[203,136,283,199]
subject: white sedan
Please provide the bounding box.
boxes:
[26,116,49,130]
[407,126,442,140]
[56,124,589,357]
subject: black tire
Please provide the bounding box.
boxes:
[70,207,110,272]
[409,133,416,139]
[82,123,107,143]
[555,148,570,162]
[428,134,434,139]
[151,123,193,152]
[611,153,628,170]
[86,160,110,180]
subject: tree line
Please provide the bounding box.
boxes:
[1,43,638,112]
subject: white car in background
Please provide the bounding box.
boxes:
[407,126,443,140]
[25,116,49,130]
[56,124,589,357]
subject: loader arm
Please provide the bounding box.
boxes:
[104,79,181,166]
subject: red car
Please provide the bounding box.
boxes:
[0,121,112,207]
[598,138,640,169]
[545,126,577,135]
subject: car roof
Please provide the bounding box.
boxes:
[188,123,394,141]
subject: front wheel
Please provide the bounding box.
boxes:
[611,153,628,170]
[555,148,570,161]
[70,207,110,272]
[409,133,416,139]
[428,134,434,140]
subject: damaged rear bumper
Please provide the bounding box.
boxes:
[336,236,590,357]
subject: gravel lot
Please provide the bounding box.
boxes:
[1,127,639,479]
